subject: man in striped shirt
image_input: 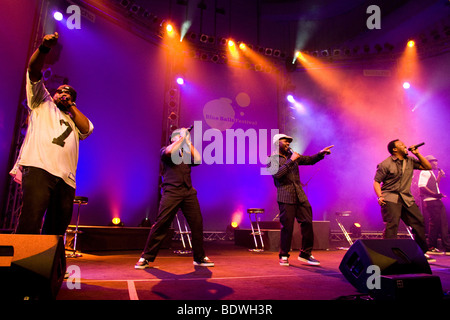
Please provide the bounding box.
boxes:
[268,134,333,266]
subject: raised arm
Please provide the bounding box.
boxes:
[28,32,59,82]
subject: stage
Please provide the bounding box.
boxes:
[58,239,450,301]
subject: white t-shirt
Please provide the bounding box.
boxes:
[418,170,440,201]
[9,72,93,189]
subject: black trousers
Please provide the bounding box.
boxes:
[141,185,206,262]
[278,201,314,258]
[423,200,450,250]
[16,166,75,236]
[381,200,428,253]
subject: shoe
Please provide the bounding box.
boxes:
[298,254,320,266]
[194,257,215,267]
[427,248,444,255]
[135,258,150,269]
[279,256,289,266]
[424,254,436,263]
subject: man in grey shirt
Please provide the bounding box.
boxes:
[373,139,431,254]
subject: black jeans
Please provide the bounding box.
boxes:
[381,200,428,253]
[278,201,314,258]
[16,166,75,235]
[141,185,206,262]
[423,200,450,250]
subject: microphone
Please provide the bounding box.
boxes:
[408,142,425,151]
[187,125,194,132]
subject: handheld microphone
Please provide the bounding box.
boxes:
[408,142,425,151]
[187,125,194,132]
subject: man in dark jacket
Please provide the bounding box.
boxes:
[268,134,333,266]
[135,127,213,269]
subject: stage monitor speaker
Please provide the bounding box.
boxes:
[339,239,432,294]
[0,234,66,300]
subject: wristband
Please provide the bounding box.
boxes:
[39,44,51,54]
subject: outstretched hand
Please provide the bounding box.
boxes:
[320,145,334,155]
[42,32,59,48]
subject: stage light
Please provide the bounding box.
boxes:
[407,40,415,48]
[286,94,295,103]
[228,39,235,48]
[239,42,246,50]
[231,221,239,228]
[53,11,63,21]
[403,81,411,89]
[176,77,184,85]
[349,222,362,238]
[166,23,174,34]
[138,217,152,227]
[110,217,124,226]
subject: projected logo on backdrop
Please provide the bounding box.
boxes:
[203,92,257,131]
[172,91,279,175]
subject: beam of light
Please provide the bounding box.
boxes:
[231,208,243,228]
[397,38,420,85]
[227,39,240,60]
[180,20,191,42]
[238,42,277,75]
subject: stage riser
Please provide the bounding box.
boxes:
[234,221,330,251]
[65,227,173,252]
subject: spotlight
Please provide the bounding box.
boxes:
[403,82,411,89]
[227,39,235,47]
[110,217,124,226]
[407,40,415,48]
[239,42,246,50]
[53,11,63,21]
[349,222,361,238]
[176,77,184,85]
[166,23,174,35]
[286,94,295,103]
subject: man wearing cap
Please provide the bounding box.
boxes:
[135,127,214,269]
[418,155,450,255]
[268,134,333,266]
[10,32,93,235]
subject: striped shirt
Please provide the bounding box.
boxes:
[268,152,324,204]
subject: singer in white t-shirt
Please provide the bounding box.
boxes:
[10,32,93,235]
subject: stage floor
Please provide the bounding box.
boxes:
[58,240,450,302]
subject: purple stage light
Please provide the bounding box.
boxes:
[53,11,63,21]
